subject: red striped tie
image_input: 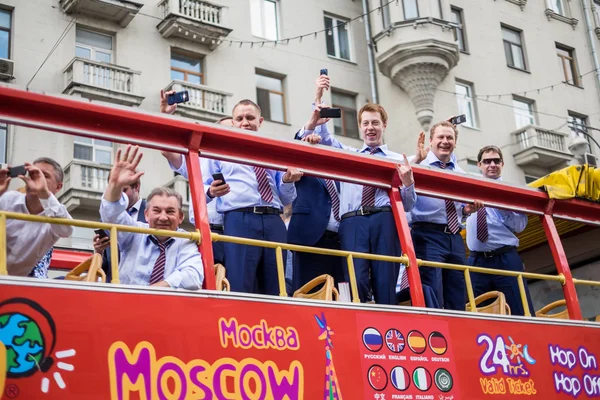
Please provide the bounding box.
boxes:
[438,162,460,234]
[361,147,381,207]
[254,166,274,203]
[325,179,340,221]
[149,239,170,285]
[477,207,489,242]
[400,268,410,291]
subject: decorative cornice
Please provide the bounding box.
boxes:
[504,0,527,11]
[544,9,579,29]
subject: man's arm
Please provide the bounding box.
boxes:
[494,209,528,233]
[162,152,186,174]
[99,193,139,248]
[0,167,10,198]
[41,194,73,238]
[163,240,204,290]
[276,168,301,206]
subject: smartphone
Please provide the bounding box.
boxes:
[94,229,109,239]
[212,173,226,185]
[8,165,27,178]
[167,90,190,106]
[450,114,467,125]
[319,107,341,119]
[320,68,328,76]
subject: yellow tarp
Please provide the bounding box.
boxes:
[528,164,600,201]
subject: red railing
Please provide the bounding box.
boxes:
[1,85,599,318]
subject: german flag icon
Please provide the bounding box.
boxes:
[428,331,448,355]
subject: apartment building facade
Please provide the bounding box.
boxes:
[0,0,599,254]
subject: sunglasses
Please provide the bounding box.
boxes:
[481,158,502,165]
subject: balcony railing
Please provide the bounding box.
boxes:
[512,125,573,170]
[157,0,232,48]
[63,57,144,107]
[59,160,112,212]
[165,80,231,121]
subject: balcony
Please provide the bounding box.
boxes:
[164,80,231,121]
[371,1,459,129]
[511,125,573,170]
[63,58,144,107]
[165,175,191,215]
[60,0,143,27]
[58,160,111,212]
[157,0,232,49]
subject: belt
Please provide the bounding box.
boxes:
[472,245,517,259]
[210,224,224,232]
[411,222,462,234]
[230,206,282,215]
[341,206,392,220]
[322,230,339,240]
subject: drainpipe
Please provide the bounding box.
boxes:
[361,0,380,104]
[581,0,600,100]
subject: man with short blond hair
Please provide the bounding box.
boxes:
[301,95,416,305]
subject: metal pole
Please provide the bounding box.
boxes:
[361,0,380,103]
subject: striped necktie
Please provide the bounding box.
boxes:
[127,207,137,217]
[400,268,410,291]
[477,207,489,242]
[438,162,460,234]
[254,166,274,203]
[149,238,174,285]
[325,180,340,221]
[361,147,381,207]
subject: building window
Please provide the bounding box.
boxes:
[0,8,11,59]
[455,81,477,128]
[547,0,565,15]
[451,7,467,52]
[402,0,419,19]
[466,159,481,175]
[568,112,590,148]
[556,44,580,86]
[170,52,203,85]
[331,90,359,139]
[0,123,6,164]
[431,0,443,18]
[502,25,526,70]
[250,0,279,40]
[256,71,286,123]
[75,28,113,63]
[381,0,392,28]
[594,0,600,25]
[324,15,352,61]
[74,137,112,164]
[513,97,536,129]
[524,175,540,184]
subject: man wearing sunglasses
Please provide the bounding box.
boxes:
[465,145,535,316]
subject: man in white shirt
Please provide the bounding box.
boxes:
[0,158,73,276]
[100,145,204,290]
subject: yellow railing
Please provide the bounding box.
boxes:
[1,211,598,319]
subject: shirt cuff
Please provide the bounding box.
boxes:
[100,193,129,220]
[164,270,182,289]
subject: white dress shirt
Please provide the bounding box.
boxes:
[128,198,143,221]
[100,193,204,290]
[0,191,73,276]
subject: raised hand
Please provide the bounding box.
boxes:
[22,163,51,199]
[110,145,144,188]
[414,131,429,164]
[315,74,331,103]
[160,90,177,114]
[0,167,10,196]
[304,103,331,131]
[302,133,322,145]
[282,167,303,183]
[396,154,414,187]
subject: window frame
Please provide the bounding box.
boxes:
[0,7,11,60]
[331,89,359,140]
[75,27,113,63]
[402,0,420,20]
[450,6,468,53]
[568,111,590,146]
[501,25,527,71]
[170,50,204,85]
[512,96,536,129]
[548,0,565,15]
[381,0,392,29]
[250,0,280,41]
[73,137,113,164]
[255,71,287,124]
[556,44,580,87]
[455,80,478,129]
[324,14,353,62]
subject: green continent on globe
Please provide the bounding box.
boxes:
[0,313,45,375]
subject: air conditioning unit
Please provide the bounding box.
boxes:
[583,152,597,167]
[0,58,14,80]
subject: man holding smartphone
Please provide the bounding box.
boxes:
[409,120,483,311]
[299,91,416,305]
[0,158,73,276]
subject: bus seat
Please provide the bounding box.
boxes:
[595,315,600,322]
[465,291,511,315]
[536,300,570,320]
[214,264,230,291]
[293,274,339,301]
[65,254,106,283]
